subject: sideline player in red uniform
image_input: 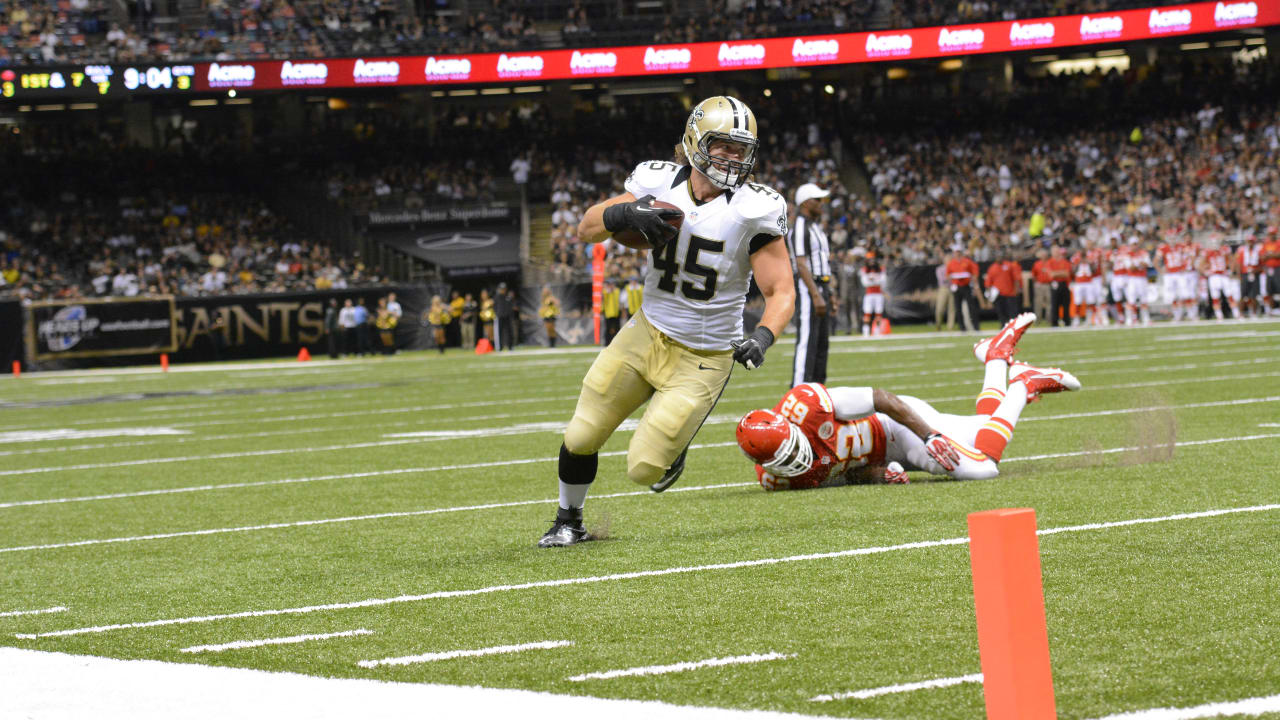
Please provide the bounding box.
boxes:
[1202,244,1239,321]
[1157,237,1196,322]
[736,313,1080,488]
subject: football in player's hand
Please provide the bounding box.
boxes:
[612,199,684,250]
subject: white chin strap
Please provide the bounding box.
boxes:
[763,422,813,478]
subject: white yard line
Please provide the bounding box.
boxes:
[0,409,567,458]
[7,375,1280,477]
[5,432,1278,551]
[0,428,188,444]
[0,479,751,547]
[0,647,838,720]
[9,339,1276,432]
[180,628,373,654]
[50,359,1280,436]
[810,673,983,702]
[568,652,794,682]
[0,606,66,618]
[4,393,578,432]
[1084,693,1280,719]
[16,503,1279,639]
[357,640,573,668]
[4,412,1277,511]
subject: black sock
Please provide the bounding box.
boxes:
[555,505,583,524]
[558,443,597,485]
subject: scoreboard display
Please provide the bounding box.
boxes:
[2,64,196,100]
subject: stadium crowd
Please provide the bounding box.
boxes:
[1,0,1195,66]
[0,123,388,301]
[6,46,1280,328]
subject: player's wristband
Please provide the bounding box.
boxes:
[602,203,627,233]
[749,325,774,350]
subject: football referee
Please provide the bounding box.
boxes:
[790,183,833,386]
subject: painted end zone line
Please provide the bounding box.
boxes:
[16,503,1280,640]
[358,640,572,668]
[180,629,373,654]
[1085,692,1280,720]
[568,652,794,682]
[810,673,983,702]
[0,605,66,618]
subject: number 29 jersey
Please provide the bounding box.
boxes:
[624,160,789,351]
[754,383,888,491]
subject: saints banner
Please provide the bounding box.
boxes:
[27,297,177,361]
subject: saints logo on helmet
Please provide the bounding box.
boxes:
[682,96,759,190]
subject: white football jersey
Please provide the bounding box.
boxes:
[624,160,788,350]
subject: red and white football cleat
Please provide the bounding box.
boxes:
[1010,363,1081,402]
[973,312,1036,363]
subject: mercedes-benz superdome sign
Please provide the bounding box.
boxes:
[368,203,520,279]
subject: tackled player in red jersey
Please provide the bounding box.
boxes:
[737,313,1081,488]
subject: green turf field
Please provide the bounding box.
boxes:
[2,319,1278,719]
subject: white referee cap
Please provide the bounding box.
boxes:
[795,183,830,205]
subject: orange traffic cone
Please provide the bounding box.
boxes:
[297,347,311,362]
[11,361,20,377]
[874,318,892,336]
[475,338,494,355]
[160,353,169,371]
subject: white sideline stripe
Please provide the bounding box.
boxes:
[810,673,983,702]
[180,628,373,654]
[17,502,1280,639]
[0,648,840,720]
[568,652,794,682]
[6,433,1279,551]
[357,640,573,668]
[0,605,66,618]
[1085,693,1280,719]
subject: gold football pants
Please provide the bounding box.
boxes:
[563,310,733,485]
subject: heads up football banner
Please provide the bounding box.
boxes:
[26,297,177,361]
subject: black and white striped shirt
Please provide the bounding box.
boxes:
[790,215,831,280]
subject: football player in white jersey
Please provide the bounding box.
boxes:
[540,95,795,547]
[737,313,1081,489]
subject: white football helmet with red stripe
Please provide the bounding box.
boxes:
[736,409,813,477]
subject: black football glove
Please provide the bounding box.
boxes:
[602,194,681,251]
[730,326,774,371]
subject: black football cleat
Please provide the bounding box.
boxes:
[649,449,687,493]
[537,506,592,548]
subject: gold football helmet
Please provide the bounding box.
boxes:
[681,96,758,190]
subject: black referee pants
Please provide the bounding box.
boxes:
[793,281,831,387]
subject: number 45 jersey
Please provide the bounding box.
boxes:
[625,160,789,351]
[755,383,888,491]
